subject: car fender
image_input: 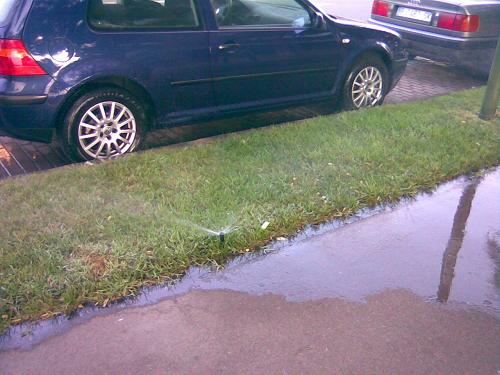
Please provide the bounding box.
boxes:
[49,71,157,132]
[333,41,394,96]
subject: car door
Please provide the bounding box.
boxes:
[86,0,215,123]
[205,0,341,110]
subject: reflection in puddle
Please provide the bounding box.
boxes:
[1,168,499,351]
[437,180,480,303]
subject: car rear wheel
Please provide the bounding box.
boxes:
[61,88,146,161]
[341,56,389,111]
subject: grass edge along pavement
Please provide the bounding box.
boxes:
[0,88,499,333]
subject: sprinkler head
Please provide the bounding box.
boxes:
[219,232,225,245]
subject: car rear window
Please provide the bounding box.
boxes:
[0,0,18,26]
[88,0,200,30]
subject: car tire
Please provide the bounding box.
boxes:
[60,88,146,162]
[341,55,389,111]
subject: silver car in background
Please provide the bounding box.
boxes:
[369,0,500,76]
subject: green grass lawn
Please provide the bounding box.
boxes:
[1,88,499,332]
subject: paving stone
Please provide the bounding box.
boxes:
[386,59,482,104]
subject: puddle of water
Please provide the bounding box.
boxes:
[1,168,499,351]
[187,169,499,309]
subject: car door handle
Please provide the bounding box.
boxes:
[218,43,240,51]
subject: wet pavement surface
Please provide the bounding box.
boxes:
[2,290,498,375]
[0,59,484,179]
[1,169,499,374]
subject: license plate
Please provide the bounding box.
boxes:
[396,7,433,23]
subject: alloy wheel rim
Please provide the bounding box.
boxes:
[78,101,137,160]
[351,67,383,108]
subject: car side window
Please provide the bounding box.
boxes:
[210,0,312,28]
[88,0,200,30]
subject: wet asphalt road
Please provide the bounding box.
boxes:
[1,169,499,374]
[2,290,498,375]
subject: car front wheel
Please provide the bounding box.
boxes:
[341,56,389,111]
[61,88,146,161]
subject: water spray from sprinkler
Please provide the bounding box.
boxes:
[171,218,238,247]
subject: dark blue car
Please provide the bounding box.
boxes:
[0,0,407,161]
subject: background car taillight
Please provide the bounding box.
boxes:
[0,39,47,76]
[437,13,480,32]
[372,0,390,17]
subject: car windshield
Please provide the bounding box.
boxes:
[0,0,18,26]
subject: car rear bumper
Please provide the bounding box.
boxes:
[370,19,496,75]
[0,95,55,143]
[0,95,48,105]
[0,75,59,143]
[0,125,54,143]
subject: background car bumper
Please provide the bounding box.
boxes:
[406,42,493,77]
[370,19,496,76]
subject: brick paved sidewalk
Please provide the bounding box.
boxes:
[0,59,484,179]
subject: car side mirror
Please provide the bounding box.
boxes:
[313,12,327,31]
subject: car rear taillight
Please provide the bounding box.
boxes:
[437,13,480,32]
[0,39,47,76]
[372,0,390,17]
